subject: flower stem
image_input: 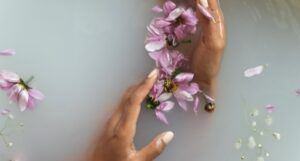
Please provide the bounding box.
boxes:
[25,76,34,84]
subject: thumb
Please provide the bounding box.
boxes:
[138,131,174,161]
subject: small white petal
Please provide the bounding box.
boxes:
[265,152,270,157]
[244,65,265,77]
[257,144,263,148]
[259,131,264,136]
[265,115,273,126]
[252,121,257,127]
[248,136,256,149]
[8,114,14,120]
[257,156,265,161]
[273,132,281,140]
[7,142,13,147]
[250,109,259,117]
[235,140,242,150]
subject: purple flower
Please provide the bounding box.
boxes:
[149,51,200,112]
[152,1,198,40]
[147,81,174,124]
[149,49,185,75]
[0,48,16,56]
[0,71,44,111]
[169,73,200,112]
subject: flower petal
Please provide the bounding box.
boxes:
[0,48,16,56]
[165,7,184,21]
[174,73,194,83]
[0,71,20,82]
[175,89,194,102]
[265,104,275,113]
[163,1,177,15]
[157,93,172,102]
[145,40,166,52]
[155,110,169,125]
[244,65,265,77]
[152,6,163,13]
[1,109,10,115]
[159,101,175,112]
[177,99,188,111]
[29,89,44,100]
[203,93,215,102]
[18,90,29,112]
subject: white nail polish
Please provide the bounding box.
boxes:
[200,0,209,8]
[147,69,158,78]
[162,131,174,144]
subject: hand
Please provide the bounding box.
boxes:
[85,69,174,161]
[191,0,226,110]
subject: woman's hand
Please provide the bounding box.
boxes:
[85,69,174,161]
[191,0,226,109]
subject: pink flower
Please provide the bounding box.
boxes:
[170,73,200,112]
[0,48,16,56]
[0,71,44,111]
[147,81,174,124]
[150,51,200,112]
[152,1,198,40]
[149,49,186,75]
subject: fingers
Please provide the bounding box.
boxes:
[138,131,174,161]
[116,69,159,138]
[106,86,136,133]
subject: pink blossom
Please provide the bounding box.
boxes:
[147,81,174,124]
[149,49,185,75]
[0,48,16,56]
[0,71,44,111]
[152,1,198,40]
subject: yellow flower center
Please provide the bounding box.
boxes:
[163,79,177,93]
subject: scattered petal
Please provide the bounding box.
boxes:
[265,104,275,113]
[272,132,281,140]
[244,65,265,77]
[257,156,265,161]
[250,109,259,117]
[251,121,257,127]
[296,89,300,96]
[259,131,264,136]
[247,136,256,149]
[265,115,273,126]
[234,139,242,150]
[0,48,16,56]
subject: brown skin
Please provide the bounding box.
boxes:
[192,0,226,100]
[85,69,174,161]
[85,0,225,160]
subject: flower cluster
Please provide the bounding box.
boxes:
[145,1,215,124]
[0,49,44,111]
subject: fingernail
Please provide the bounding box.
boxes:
[162,131,174,144]
[200,0,209,8]
[147,69,158,78]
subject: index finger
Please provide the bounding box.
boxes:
[116,69,159,138]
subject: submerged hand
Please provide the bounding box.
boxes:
[191,0,226,111]
[85,69,174,161]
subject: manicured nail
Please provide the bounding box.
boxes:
[147,69,159,78]
[200,0,209,8]
[162,131,174,144]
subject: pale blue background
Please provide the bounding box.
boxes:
[0,0,299,161]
